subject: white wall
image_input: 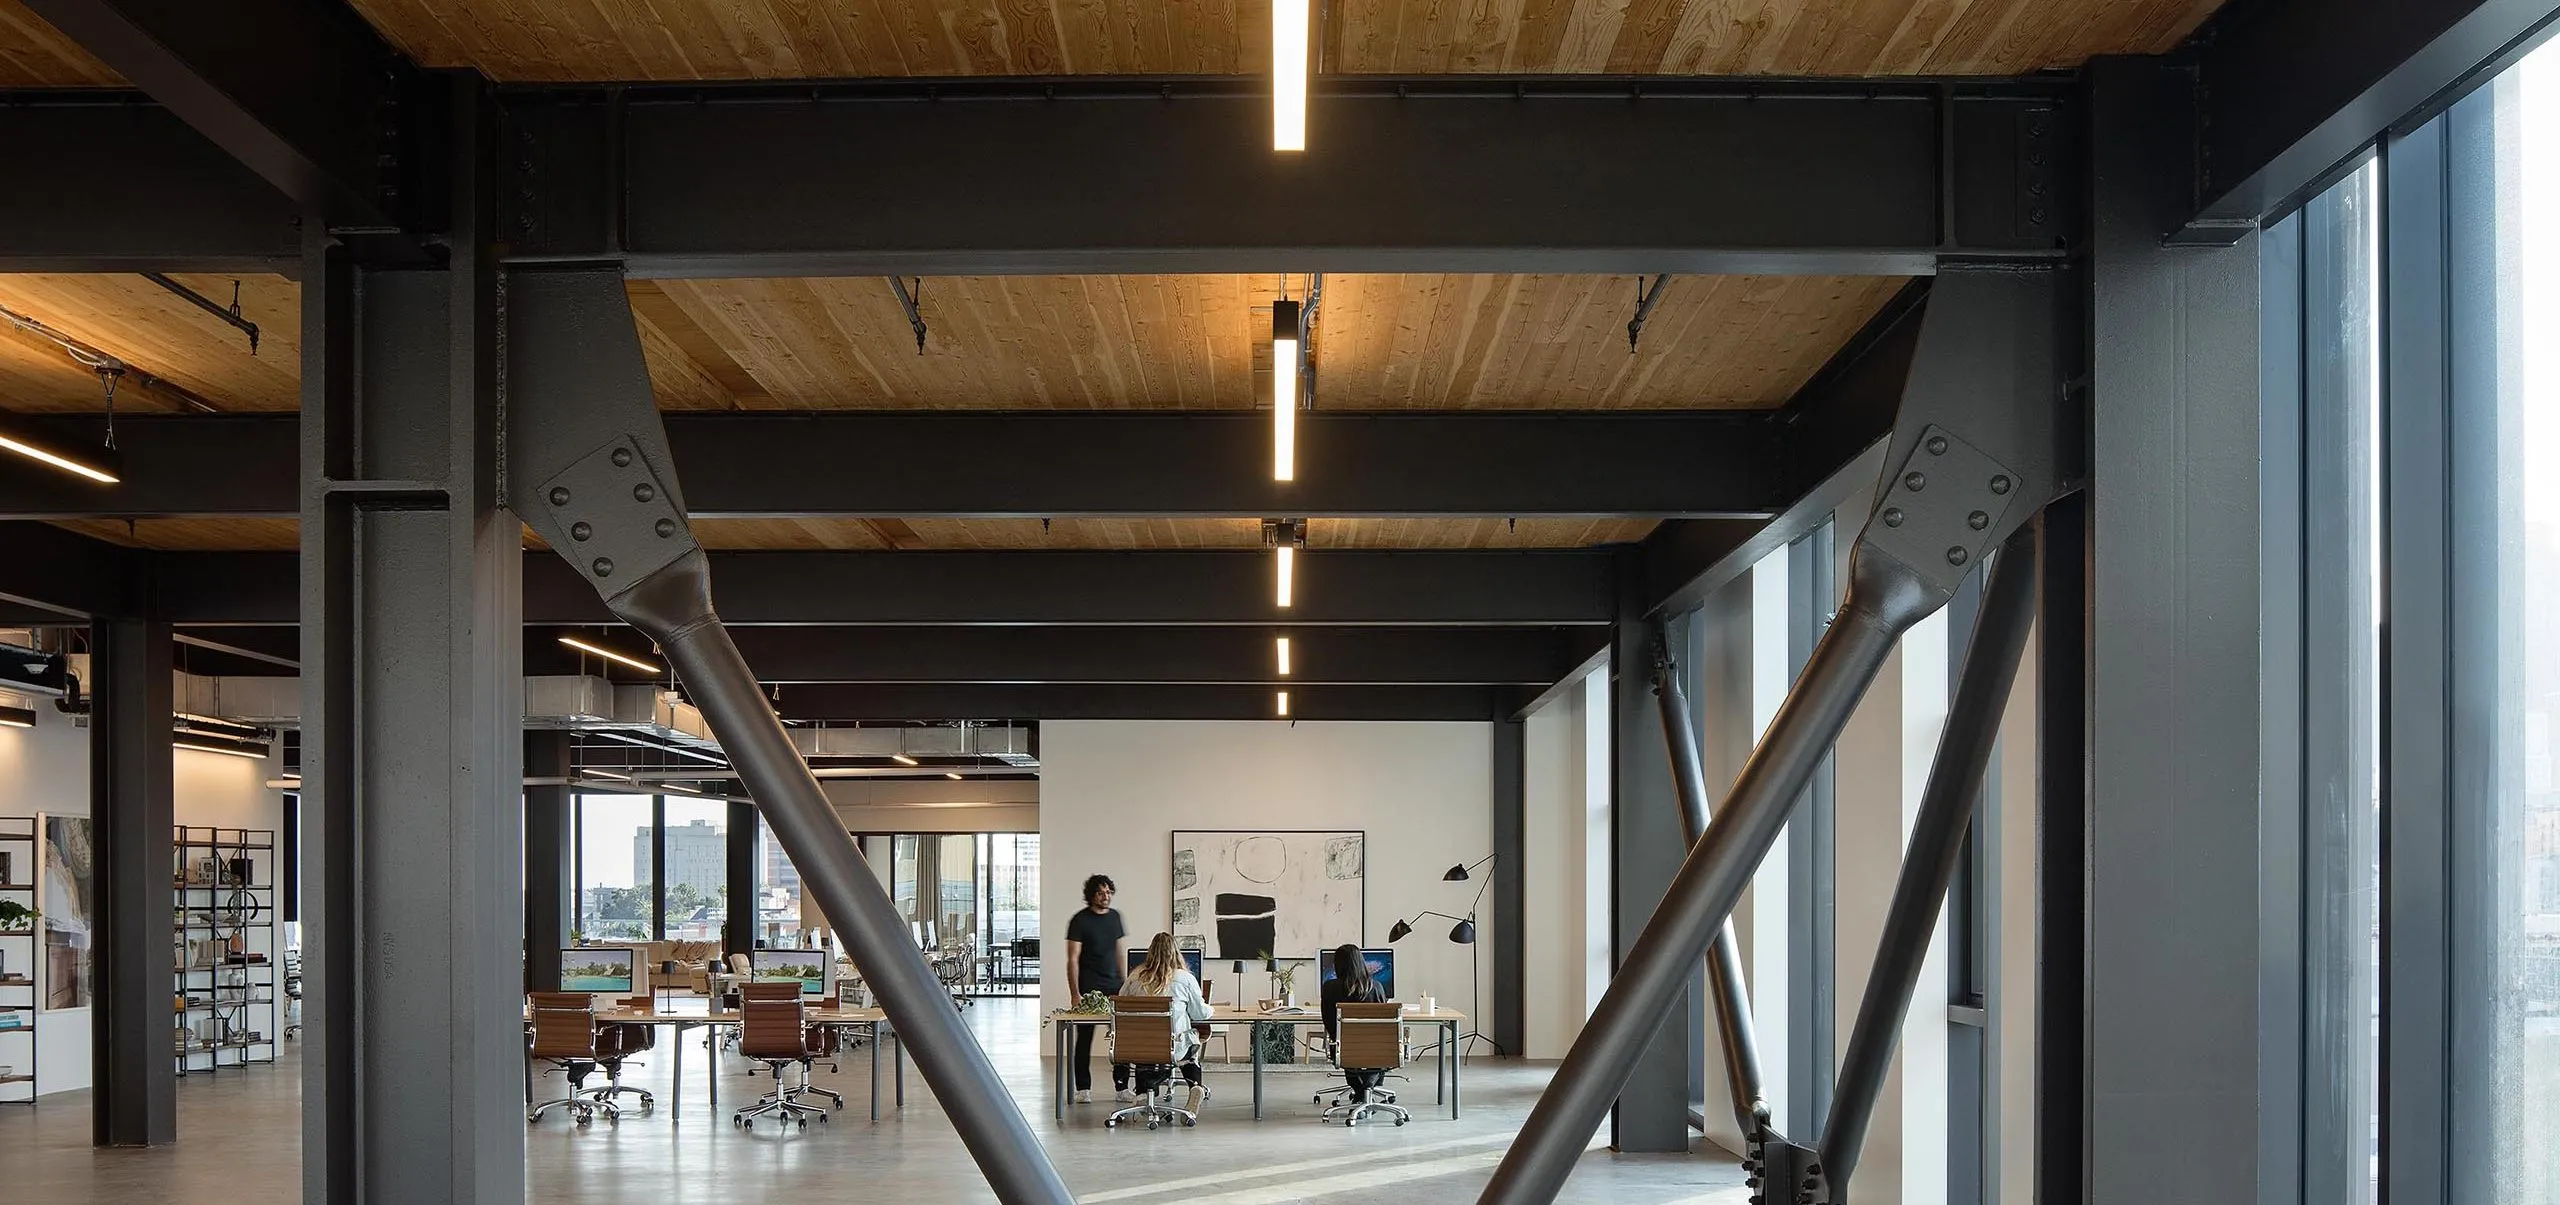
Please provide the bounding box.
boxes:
[0,708,286,1096]
[1523,666,1604,1058]
[1038,721,1497,1026]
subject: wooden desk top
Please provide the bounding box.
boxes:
[1049,1005,1466,1025]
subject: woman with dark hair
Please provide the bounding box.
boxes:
[1064,873,1129,1103]
[1320,943,1388,1099]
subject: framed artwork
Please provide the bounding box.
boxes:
[40,814,92,1011]
[1169,830,1363,961]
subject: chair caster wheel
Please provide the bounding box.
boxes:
[1146,1121,1159,1131]
[1105,1119,1118,1128]
[1181,1117,1196,1127]
[1396,1118,1408,1127]
[798,1119,808,1129]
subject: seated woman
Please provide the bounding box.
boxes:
[1121,932,1215,1111]
[1320,944,1388,1101]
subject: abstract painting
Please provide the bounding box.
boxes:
[40,814,91,1011]
[1170,830,1363,961]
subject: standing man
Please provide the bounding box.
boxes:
[1062,873,1129,1103]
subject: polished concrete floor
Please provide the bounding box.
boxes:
[0,998,1746,1203]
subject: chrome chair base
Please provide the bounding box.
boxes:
[734,1061,833,1130]
[1322,1092,1411,1127]
[528,1093,621,1126]
[1104,1075,1198,1131]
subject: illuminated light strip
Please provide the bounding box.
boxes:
[558,635,661,674]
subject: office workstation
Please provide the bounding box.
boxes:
[4,0,2543,1201]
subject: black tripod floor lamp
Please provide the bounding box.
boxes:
[1387,854,1504,1056]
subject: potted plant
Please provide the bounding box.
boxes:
[0,900,35,933]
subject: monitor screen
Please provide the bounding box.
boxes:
[1125,948,1205,982]
[560,948,634,994]
[1319,949,1396,1000]
[753,948,831,996]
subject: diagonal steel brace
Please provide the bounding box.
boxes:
[1652,649,1771,1138]
[503,268,1075,1205]
[1480,265,2067,1204]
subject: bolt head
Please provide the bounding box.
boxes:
[655,518,677,538]
[1968,510,1990,530]
[1925,435,1949,455]
[633,483,656,503]
[570,521,593,542]
[611,447,633,468]
[548,486,571,507]
[1989,474,2012,495]
[1903,471,1927,492]
[1883,506,1905,527]
[592,557,614,578]
[1947,547,1969,566]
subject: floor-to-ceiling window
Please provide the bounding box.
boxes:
[574,794,656,941]
[659,797,727,941]
[2455,38,2560,1203]
[757,814,806,948]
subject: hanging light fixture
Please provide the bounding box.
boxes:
[1272,297,1300,481]
[1276,690,1290,718]
[1273,0,1310,151]
[0,410,119,484]
[559,634,662,674]
[1265,519,1305,609]
[1276,636,1292,676]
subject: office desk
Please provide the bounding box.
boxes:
[1046,1006,1464,1122]
[523,1004,900,1121]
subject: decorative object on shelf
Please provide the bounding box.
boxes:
[172,826,277,1076]
[1170,830,1364,962]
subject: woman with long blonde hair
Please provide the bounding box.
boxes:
[1123,932,1214,1108]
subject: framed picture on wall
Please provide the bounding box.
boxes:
[1169,830,1363,961]
[40,814,92,1010]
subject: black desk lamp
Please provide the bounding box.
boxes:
[1388,853,1503,1055]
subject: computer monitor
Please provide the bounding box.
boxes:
[560,948,634,994]
[1125,948,1205,981]
[752,948,832,997]
[1320,948,1396,1000]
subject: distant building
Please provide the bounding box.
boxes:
[639,817,726,899]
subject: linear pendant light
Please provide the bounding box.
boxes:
[1275,544,1295,608]
[1276,690,1291,718]
[559,634,662,674]
[1273,0,1309,151]
[0,413,119,484]
[0,702,34,729]
[1273,298,1300,481]
[1276,636,1292,676]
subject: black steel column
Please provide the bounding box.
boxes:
[2085,57,2263,1205]
[525,732,573,992]
[1491,717,1525,1056]
[299,72,525,1205]
[726,798,758,955]
[90,615,175,1147]
[1609,548,1692,1151]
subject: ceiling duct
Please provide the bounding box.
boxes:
[175,673,724,757]
[790,724,1035,766]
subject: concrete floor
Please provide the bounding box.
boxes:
[0,998,1746,1203]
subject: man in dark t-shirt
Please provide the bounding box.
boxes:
[1062,874,1129,1101]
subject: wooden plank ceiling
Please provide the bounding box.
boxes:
[54,515,1655,552]
[0,272,1902,413]
[0,0,2223,85]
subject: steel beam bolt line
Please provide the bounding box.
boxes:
[1816,525,2040,1199]
[1653,656,1770,1137]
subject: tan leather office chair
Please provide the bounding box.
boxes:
[526,993,628,1126]
[741,981,845,1111]
[733,989,831,1130]
[1104,995,1195,1130]
[1323,1002,1410,1126]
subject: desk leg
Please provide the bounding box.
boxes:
[1436,1022,1448,1108]
[871,1026,883,1121]
[709,1025,719,1113]
[672,1025,685,1120]
[1053,1022,1067,1122]
[1447,1021,1459,1119]
[1252,1023,1266,1121]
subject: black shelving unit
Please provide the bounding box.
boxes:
[0,817,33,1103]
[172,826,277,1075]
